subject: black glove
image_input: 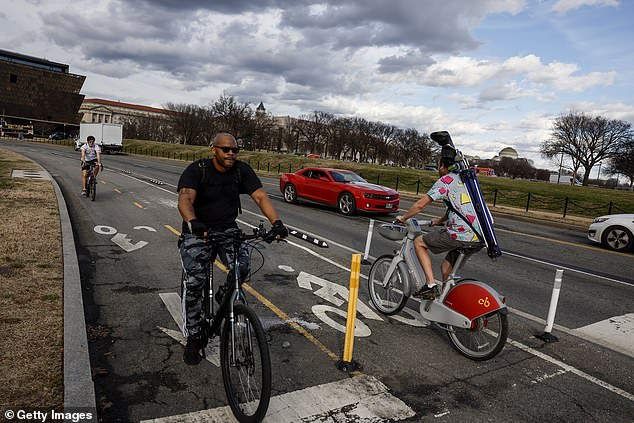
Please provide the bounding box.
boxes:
[187,219,207,237]
[80,161,85,168]
[271,220,289,239]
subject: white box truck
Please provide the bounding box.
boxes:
[75,123,123,153]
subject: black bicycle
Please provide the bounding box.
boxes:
[184,223,279,422]
[84,162,100,201]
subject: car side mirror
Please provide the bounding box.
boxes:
[319,175,330,182]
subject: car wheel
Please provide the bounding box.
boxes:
[601,225,633,251]
[338,192,356,215]
[283,184,297,204]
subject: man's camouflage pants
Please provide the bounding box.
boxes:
[178,233,250,338]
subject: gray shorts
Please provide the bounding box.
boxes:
[421,228,482,266]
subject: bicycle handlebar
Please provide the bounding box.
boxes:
[191,223,280,246]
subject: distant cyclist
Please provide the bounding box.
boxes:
[80,135,102,196]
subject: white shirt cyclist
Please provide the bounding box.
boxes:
[81,143,101,161]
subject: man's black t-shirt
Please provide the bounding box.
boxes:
[177,159,262,233]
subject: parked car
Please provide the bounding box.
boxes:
[48,132,71,140]
[587,214,634,251]
[279,167,399,215]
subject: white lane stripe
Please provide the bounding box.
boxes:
[241,208,367,258]
[503,251,632,287]
[506,337,634,402]
[140,374,415,422]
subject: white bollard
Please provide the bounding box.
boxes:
[537,269,563,343]
[361,219,375,265]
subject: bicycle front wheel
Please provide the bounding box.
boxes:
[447,310,508,361]
[220,304,271,423]
[90,177,96,201]
[368,254,409,315]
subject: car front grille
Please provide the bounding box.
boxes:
[364,193,398,200]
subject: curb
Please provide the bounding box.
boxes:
[46,168,98,420]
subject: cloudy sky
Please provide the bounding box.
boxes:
[2,0,633,169]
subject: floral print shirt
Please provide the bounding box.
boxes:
[427,173,482,242]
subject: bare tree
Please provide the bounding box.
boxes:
[606,137,634,189]
[295,111,327,155]
[163,103,205,145]
[210,95,254,145]
[541,111,633,185]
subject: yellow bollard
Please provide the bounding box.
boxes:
[337,254,362,372]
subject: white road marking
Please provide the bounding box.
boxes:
[158,293,220,366]
[507,337,634,402]
[278,265,295,272]
[573,313,634,358]
[134,226,157,232]
[503,251,633,287]
[111,232,148,252]
[140,374,415,422]
[94,225,117,235]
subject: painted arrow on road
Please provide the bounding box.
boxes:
[158,292,220,366]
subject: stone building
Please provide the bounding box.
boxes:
[79,98,168,124]
[0,49,85,137]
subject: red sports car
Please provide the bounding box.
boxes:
[279,167,400,215]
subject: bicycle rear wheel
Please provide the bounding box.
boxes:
[447,310,508,361]
[220,304,271,423]
[90,176,96,201]
[367,254,409,315]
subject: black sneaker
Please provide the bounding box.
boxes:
[413,284,440,299]
[183,334,204,365]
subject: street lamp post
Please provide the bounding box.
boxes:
[597,162,602,185]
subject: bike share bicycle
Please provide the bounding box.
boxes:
[367,131,508,361]
[183,222,280,423]
[368,219,508,360]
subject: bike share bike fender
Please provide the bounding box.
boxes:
[444,280,506,321]
[419,280,506,328]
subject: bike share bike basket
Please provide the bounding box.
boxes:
[378,223,407,241]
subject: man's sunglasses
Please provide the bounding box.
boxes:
[214,145,240,154]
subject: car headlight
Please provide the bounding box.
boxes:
[592,217,609,223]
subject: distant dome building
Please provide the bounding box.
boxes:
[499,147,518,159]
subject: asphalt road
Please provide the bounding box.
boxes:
[3,139,633,423]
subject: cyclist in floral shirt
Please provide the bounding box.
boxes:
[396,148,483,298]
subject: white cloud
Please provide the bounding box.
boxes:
[551,0,619,15]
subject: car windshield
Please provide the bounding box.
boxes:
[329,171,366,183]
